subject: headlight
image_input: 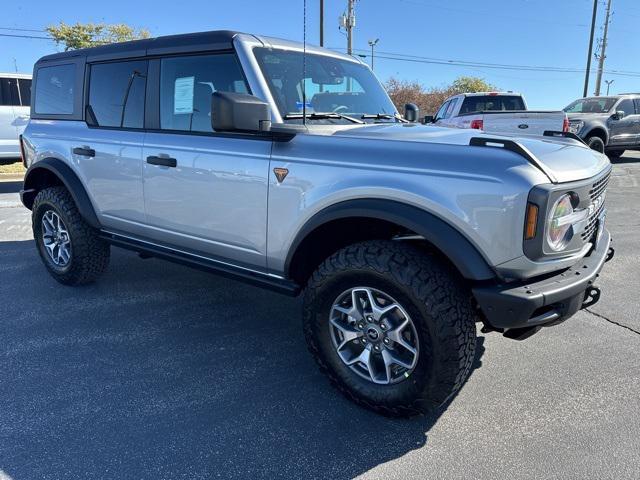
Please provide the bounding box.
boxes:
[568,120,584,134]
[547,194,575,251]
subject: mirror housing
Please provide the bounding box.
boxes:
[611,110,625,120]
[404,103,419,122]
[212,91,272,133]
[423,115,435,124]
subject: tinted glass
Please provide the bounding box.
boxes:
[459,95,525,114]
[18,78,32,106]
[617,99,635,116]
[254,48,398,123]
[0,77,20,106]
[34,64,75,114]
[563,97,617,113]
[160,54,248,132]
[434,100,449,121]
[444,98,458,118]
[89,60,147,128]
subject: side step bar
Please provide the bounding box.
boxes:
[101,232,301,297]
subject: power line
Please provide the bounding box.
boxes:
[0,33,51,40]
[0,27,46,33]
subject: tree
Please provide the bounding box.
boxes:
[385,76,497,117]
[46,22,151,51]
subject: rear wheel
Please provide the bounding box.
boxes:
[303,240,477,417]
[32,186,110,285]
[586,135,605,153]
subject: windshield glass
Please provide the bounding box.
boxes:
[253,47,398,123]
[563,97,617,114]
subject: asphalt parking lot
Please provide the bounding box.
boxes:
[1,155,639,480]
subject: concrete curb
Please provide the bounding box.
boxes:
[0,174,24,182]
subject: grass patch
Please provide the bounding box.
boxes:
[0,160,25,175]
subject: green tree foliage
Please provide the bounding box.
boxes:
[385,76,498,116]
[46,22,151,51]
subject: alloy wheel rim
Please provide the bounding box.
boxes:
[329,287,419,385]
[41,210,71,267]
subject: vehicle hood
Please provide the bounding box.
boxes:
[331,123,610,183]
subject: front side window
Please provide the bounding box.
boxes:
[88,60,147,128]
[254,48,398,123]
[34,64,75,115]
[159,54,248,133]
[616,99,636,117]
[434,100,449,121]
[444,98,458,118]
[0,77,20,106]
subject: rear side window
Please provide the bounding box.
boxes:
[18,79,32,106]
[0,77,20,106]
[459,95,525,114]
[159,53,248,133]
[34,64,75,114]
[88,60,148,128]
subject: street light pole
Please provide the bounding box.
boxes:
[605,79,615,95]
[319,0,324,47]
[368,38,379,71]
[583,0,598,97]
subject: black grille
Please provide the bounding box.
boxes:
[581,171,610,242]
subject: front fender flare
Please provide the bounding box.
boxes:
[22,158,100,229]
[285,199,496,281]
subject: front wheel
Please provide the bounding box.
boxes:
[303,240,478,417]
[586,135,605,153]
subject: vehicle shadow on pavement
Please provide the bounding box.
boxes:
[0,181,22,194]
[0,240,484,480]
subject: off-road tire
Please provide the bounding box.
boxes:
[32,186,110,285]
[587,136,605,153]
[303,240,477,417]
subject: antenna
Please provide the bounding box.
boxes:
[302,0,307,126]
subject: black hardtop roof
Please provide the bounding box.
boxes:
[36,30,244,64]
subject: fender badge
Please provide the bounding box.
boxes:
[273,167,289,183]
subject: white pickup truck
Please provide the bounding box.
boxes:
[426,92,568,136]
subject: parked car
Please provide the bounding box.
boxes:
[564,94,640,157]
[0,73,31,160]
[427,92,569,136]
[20,31,614,417]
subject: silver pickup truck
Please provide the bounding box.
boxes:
[20,31,614,417]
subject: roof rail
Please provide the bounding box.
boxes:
[469,137,558,183]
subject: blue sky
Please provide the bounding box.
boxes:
[1,0,639,109]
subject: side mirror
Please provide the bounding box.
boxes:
[611,110,625,120]
[423,115,434,124]
[404,103,419,123]
[212,91,272,133]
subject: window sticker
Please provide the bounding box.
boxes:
[174,76,195,114]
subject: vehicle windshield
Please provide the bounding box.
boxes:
[253,47,398,124]
[563,97,617,114]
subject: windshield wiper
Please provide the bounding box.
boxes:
[283,112,365,124]
[361,113,408,123]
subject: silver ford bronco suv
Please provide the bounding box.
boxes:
[20,31,614,417]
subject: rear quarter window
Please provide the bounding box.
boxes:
[34,64,76,115]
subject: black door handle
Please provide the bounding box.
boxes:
[73,147,95,157]
[146,155,177,168]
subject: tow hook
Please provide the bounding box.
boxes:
[606,247,615,262]
[582,286,601,309]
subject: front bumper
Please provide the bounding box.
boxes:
[473,229,613,330]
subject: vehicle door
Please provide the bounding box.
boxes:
[77,60,147,233]
[0,76,19,156]
[141,53,271,270]
[608,98,637,147]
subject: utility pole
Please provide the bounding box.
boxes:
[368,38,379,71]
[594,0,613,96]
[605,79,615,95]
[319,0,324,47]
[583,0,598,97]
[342,0,356,55]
